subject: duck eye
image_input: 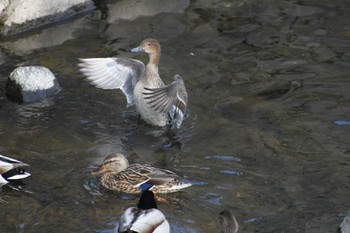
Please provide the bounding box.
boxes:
[148,43,151,46]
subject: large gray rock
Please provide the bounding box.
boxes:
[0,16,88,56]
[5,66,61,103]
[0,0,95,36]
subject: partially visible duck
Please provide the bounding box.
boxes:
[78,38,188,129]
[0,154,31,187]
[339,211,350,233]
[118,190,170,233]
[91,153,192,194]
[219,210,239,233]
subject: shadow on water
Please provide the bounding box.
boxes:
[1,0,350,232]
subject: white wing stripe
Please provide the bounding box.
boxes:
[176,92,186,108]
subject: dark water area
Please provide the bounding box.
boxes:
[1,0,350,232]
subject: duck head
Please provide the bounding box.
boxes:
[91,153,129,175]
[131,38,161,55]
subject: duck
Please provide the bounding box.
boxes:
[219,210,239,233]
[0,154,31,187]
[91,153,192,194]
[118,190,170,233]
[78,38,188,129]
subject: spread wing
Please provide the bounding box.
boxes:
[78,57,145,107]
[143,74,188,128]
[143,74,187,114]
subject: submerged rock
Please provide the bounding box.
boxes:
[5,66,61,103]
[213,96,245,120]
[106,0,190,23]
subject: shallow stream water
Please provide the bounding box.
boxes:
[1,0,350,232]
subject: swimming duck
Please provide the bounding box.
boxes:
[78,38,188,129]
[219,210,239,233]
[92,153,192,194]
[0,154,31,187]
[118,190,170,233]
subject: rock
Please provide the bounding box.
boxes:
[213,96,244,119]
[313,47,336,63]
[0,16,88,55]
[5,66,61,103]
[281,1,323,17]
[0,0,95,36]
[250,80,296,99]
[106,0,190,23]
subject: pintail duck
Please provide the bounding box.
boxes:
[78,38,188,129]
[0,154,31,187]
[91,153,192,194]
[118,190,170,233]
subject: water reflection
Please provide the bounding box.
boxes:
[15,98,54,117]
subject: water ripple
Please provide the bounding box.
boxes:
[205,155,241,162]
[244,216,264,223]
[219,170,243,176]
[334,120,350,126]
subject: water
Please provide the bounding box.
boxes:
[1,0,350,232]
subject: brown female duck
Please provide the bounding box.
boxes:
[92,153,192,194]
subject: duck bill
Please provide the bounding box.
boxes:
[91,166,108,175]
[131,46,143,53]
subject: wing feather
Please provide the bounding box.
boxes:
[78,57,145,107]
[115,164,180,188]
[143,74,188,128]
[143,74,187,114]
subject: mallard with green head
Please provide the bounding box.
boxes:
[118,190,170,233]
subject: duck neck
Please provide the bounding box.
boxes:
[148,53,160,69]
[143,53,163,85]
[146,63,158,73]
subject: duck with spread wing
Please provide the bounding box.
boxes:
[78,38,188,129]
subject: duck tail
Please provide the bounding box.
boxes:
[171,181,192,191]
[3,167,31,181]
